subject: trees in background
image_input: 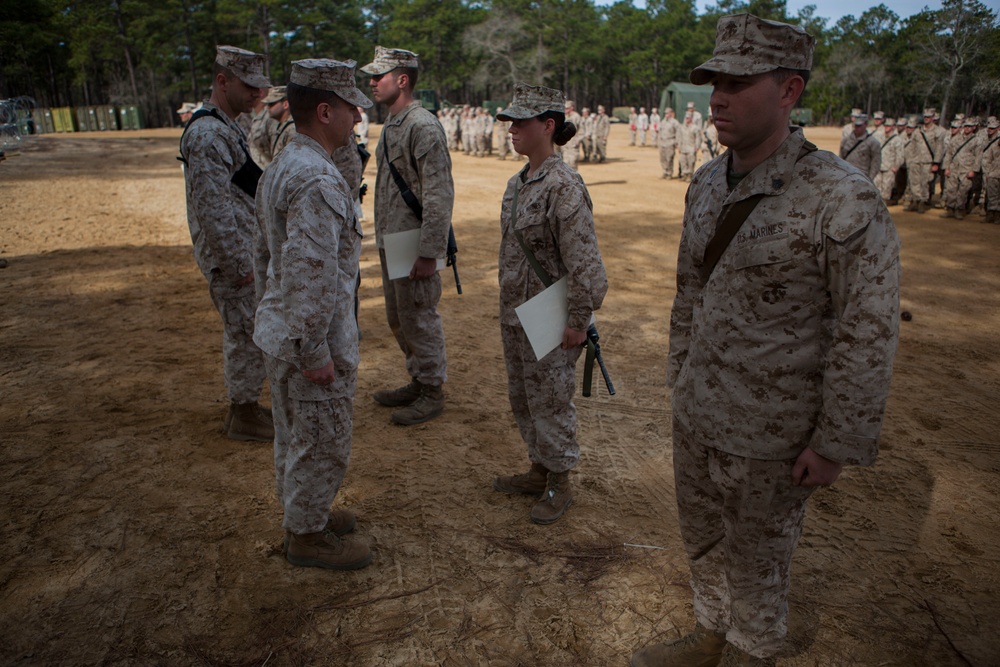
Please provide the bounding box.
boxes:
[0,0,996,127]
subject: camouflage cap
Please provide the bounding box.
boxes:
[687,101,696,108]
[215,45,270,89]
[690,13,814,86]
[988,116,1000,130]
[885,117,896,126]
[873,111,885,120]
[851,108,862,116]
[290,59,373,109]
[496,82,565,121]
[923,107,936,117]
[950,119,962,128]
[262,86,287,104]
[853,114,868,126]
[360,46,419,76]
[176,102,196,114]
[907,117,918,128]
[964,116,980,127]
[896,117,908,127]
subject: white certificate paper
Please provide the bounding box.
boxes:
[515,276,570,360]
[383,229,446,280]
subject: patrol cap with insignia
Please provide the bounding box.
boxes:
[691,13,814,86]
[360,46,419,76]
[215,45,270,89]
[496,82,565,121]
[988,116,999,129]
[290,59,373,109]
[262,86,287,104]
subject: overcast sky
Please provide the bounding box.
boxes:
[594,0,941,25]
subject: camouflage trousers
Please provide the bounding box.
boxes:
[944,172,976,210]
[679,151,697,178]
[875,170,895,202]
[986,176,1000,211]
[906,162,932,203]
[497,132,509,158]
[638,129,647,146]
[379,249,448,386]
[207,274,267,404]
[594,138,607,162]
[659,142,677,177]
[673,422,815,658]
[629,128,636,145]
[564,143,579,170]
[501,324,583,473]
[265,354,355,535]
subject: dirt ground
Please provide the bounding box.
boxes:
[1,123,998,667]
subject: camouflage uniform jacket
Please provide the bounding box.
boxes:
[702,124,720,158]
[253,133,362,395]
[180,101,256,285]
[839,131,881,182]
[982,134,1000,179]
[374,101,454,257]
[924,124,948,164]
[249,107,276,168]
[879,133,904,172]
[499,154,608,332]
[678,123,700,154]
[594,114,611,140]
[669,127,900,465]
[272,119,296,159]
[658,117,680,146]
[904,129,935,165]
[566,111,583,149]
[944,132,983,175]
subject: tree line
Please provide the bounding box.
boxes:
[1,0,997,128]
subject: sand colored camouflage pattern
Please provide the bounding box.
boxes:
[658,115,681,177]
[593,110,610,161]
[289,59,372,109]
[215,45,270,89]
[839,131,881,182]
[876,131,905,202]
[564,108,583,169]
[984,131,1000,211]
[266,355,356,534]
[903,128,938,202]
[690,14,814,86]
[988,116,1000,130]
[497,83,566,121]
[501,324,584,473]
[180,100,267,403]
[499,154,607,333]
[374,101,454,256]
[669,127,900,465]
[271,119,295,158]
[673,423,815,657]
[253,132,362,382]
[678,121,700,178]
[943,131,984,210]
[249,105,277,168]
[360,46,419,76]
[702,122,721,158]
[262,86,287,104]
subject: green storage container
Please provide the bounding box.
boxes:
[97,105,118,131]
[52,107,76,132]
[118,105,143,130]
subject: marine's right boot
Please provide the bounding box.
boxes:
[530,471,573,525]
[493,462,548,496]
[390,384,444,425]
[227,402,275,442]
[286,531,372,571]
[630,623,728,667]
[374,378,422,407]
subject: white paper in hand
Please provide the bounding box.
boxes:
[383,229,446,280]
[514,276,570,360]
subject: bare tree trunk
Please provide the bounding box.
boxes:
[111,0,140,103]
[258,3,271,79]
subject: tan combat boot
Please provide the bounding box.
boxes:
[286,530,372,570]
[390,384,443,425]
[718,644,776,667]
[493,462,548,496]
[373,378,422,407]
[955,208,965,220]
[227,402,274,442]
[283,508,357,552]
[630,624,727,667]
[940,208,955,218]
[530,471,572,525]
[916,201,928,213]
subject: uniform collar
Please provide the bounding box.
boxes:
[518,153,563,185]
[724,126,808,203]
[293,132,336,165]
[386,100,422,126]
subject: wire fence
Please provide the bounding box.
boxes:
[0,97,36,154]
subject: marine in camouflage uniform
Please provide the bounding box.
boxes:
[179,45,273,442]
[982,117,1000,224]
[658,107,680,178]
[839,113,881,183]
[495,107,511,159]
[563,100,583,170]
[364,46,455,425]
[637,106,650,146]
[594,105,611,162]
[249,89,280,168]
[677,114,700,181]
[902,116,935,213]
[941,117,983,220]
[876,118,904,204]
[493,83,608,525]
[254,58,373,571]
[629,107,638,145]
[631,14,900,667]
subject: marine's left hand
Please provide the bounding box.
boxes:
[561,326,587,350]
[792,447,844,487]
[410,256,438,280]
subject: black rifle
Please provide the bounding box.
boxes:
[583,323,615,397]
[447,226,462,294]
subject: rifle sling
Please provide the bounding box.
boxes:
[700,140,817,284]
[509,179,599,392]
[842,132,869,160]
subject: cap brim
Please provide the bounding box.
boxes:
[360,62,395,76]
[337,87,373,110]
[496,105,538,121]
[690,58,778,85]
[239,73,271,89]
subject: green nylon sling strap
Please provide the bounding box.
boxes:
[508,179,601,396]
[699,140,817,284]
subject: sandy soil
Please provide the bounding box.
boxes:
[1,124,998,667]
